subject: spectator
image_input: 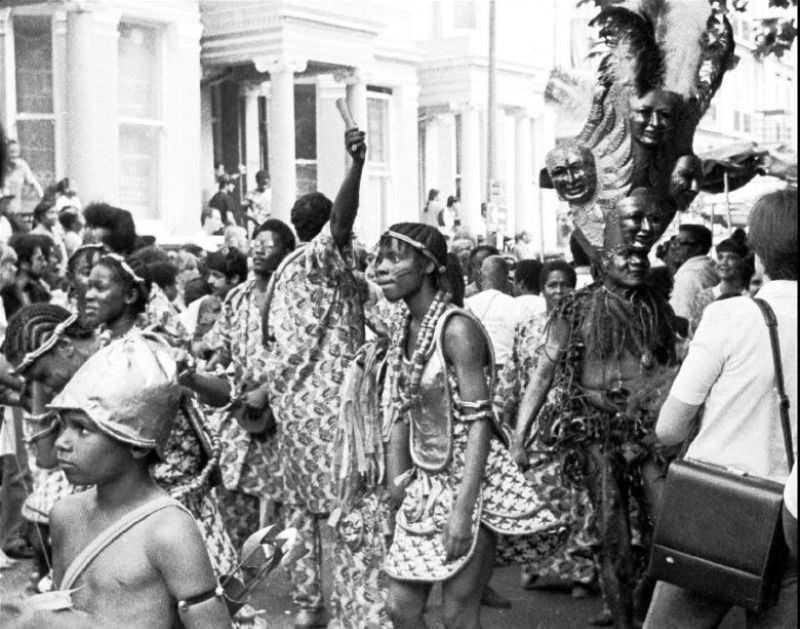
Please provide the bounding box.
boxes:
[2,139,43,217]
[3,233,51,317]
[245,170,272,231]
[58,208,83,258]
[51,177,82,213]
[31,197,67,274]
[208,174,240,227]
[82,202,137,255]
[687,233,753,335]
[646,192,797,628]
[464,244,499,298]
[668,224,719,320]
[514,259,546,319]
[421,188,442,227]
[465,255,520,368]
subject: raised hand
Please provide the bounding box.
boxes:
[345,128,366,162]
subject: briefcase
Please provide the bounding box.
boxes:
[648,458,786,611]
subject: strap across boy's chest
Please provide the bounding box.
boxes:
[59,496,189,590]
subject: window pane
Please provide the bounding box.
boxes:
[14,16,53,114]
[367,98,388,163]
[118,24,159,119]
[15,119,55,210]
[119,125,160,219]
[294,85,316,160]
[296,163,317,196]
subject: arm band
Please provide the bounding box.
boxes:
[177,583,225,613]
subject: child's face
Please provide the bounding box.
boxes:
[54,409,135,485]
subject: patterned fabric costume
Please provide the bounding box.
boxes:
[494,311,597,586]
[203,278,281,548]
[535,284,678,625]
[383,306,568,582]
[263,226,365,612]
[328,338,393,629]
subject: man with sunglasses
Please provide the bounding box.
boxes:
[667,224,718,323]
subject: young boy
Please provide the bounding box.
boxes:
[16,333,232,629]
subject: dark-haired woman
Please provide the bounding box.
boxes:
[498,260,597,597]
[375,223,565,629]
[81,253,244,606]
[686,235,753,336]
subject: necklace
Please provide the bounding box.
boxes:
[388,290,450,416]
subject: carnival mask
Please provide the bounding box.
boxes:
[545,142,597,204]
[616,188,673,252]
[669,154,703,209]
[629,89,681,147]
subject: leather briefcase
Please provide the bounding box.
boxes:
[648,458,786,611]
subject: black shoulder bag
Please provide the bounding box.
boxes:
[648,298,794,611]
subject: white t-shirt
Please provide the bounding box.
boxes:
[670,280,797,483]
[465,289,521,366]
[515,294,546,322]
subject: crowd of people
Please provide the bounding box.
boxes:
[0,116,796,629]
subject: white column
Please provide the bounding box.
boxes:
[0,8,14,131]
[199,83,214,207]
[389,81,420,230]
[67,7,121,205]
[438,114,457,200]
[260,57,306,223]
[531,105,559,256]
[162,14,202,236]
[52,12,68,180]
[457,104,483,237]
[514,109,533,241]
[241,83,261,193]
[316,73,347,200]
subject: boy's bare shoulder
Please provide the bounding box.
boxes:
[145,502,204,551]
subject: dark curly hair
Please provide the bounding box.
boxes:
[290,193,332,242]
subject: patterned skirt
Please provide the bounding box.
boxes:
[384,422,569,582]
[330,490,393,629]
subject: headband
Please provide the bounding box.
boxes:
[100,252,146,284]
[67,243,104,269]
[14,312,79,374]
[384,230,446,274]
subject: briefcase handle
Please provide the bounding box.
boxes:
[753,298,794,471]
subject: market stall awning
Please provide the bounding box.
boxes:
[698,142,797,194]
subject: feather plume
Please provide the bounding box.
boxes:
[590,7,664,95]
[653,0,712,99]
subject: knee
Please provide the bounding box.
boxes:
[385,598,422,627]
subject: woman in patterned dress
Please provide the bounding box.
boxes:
[374,223,566,629]
[497,260,598,597]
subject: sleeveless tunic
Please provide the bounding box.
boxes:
[383,307,568,582]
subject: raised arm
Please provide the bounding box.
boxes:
[329,128,366,250]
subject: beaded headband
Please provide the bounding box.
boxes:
[14,312,79,374]
[383,230,446,274]
[99,252,146,284]
[66,243,105,270]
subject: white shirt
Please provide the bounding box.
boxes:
[515,294,546,322]
[465,289,521,366]
[669,255,719,319]
[670,280,797,483]
[785,461,797,518]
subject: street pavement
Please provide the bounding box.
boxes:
[1,544,747,629]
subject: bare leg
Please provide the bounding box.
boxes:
[386,578,431,629]
[441,526,496,629]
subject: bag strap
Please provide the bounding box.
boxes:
[60,496,188,590]
[752,297,794,470]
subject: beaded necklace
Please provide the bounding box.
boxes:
[388,290,451,417]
